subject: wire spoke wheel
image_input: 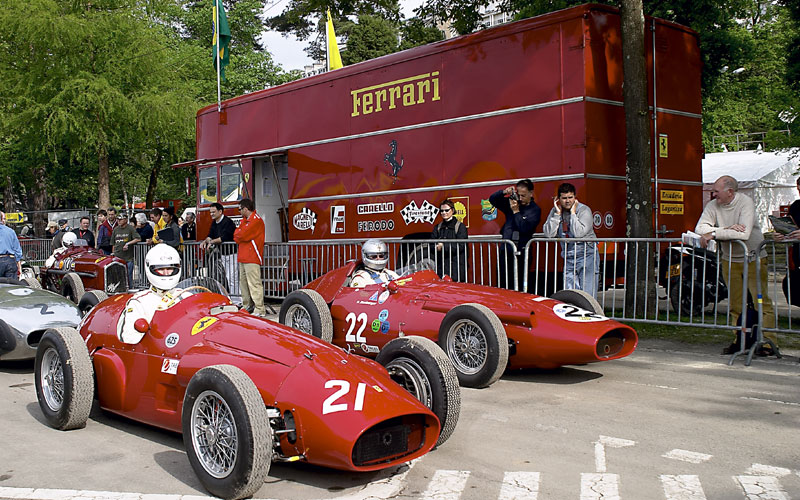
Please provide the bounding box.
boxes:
[40,348,65,412]
[285,304,313,334]
[384,356,433,408]
[446,319,487,375]
[191,390,238,479]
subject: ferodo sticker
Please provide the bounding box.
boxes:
[161,359,179,375]
[165,333,180,348]
[191,316,218,335]
[552,303,608,322]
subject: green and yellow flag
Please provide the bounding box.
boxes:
[212,0,231,79]
[326,9,343,70]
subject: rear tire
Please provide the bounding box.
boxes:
[438,303,508,388]
[376,336,460,446]
[34,327,94,430]
[21,276,41,289]
[278,289,333,342]
[182,365,272,500]
[550,289,604,315]
[78,290,109,317]
[61,272,85,304]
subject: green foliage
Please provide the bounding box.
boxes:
[342,15,399,65]
[267,0,401,41]
[399,17,445,51]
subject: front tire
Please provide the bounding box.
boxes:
[34,327,94,430]
[438,303,508,388]
[376,336,461,446]
[61,272,85,304]
[278,289,333,342]
[550,289,604,315]
[21,275,41,289]
[78,290,109,317]
[182,365,272,500]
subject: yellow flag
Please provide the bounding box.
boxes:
[326,9,343,70]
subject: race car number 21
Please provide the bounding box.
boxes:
[322,380,367,415]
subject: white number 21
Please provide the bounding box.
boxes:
[322,380,367,415]
[345,312,368,342]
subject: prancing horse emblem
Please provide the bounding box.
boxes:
[383,140,404,184]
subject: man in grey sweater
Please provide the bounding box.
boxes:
[695,175,777,355]
[543,182,599,297]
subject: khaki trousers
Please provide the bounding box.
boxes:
[239,262,266,316]
[722,260,777,345]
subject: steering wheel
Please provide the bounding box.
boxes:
[182,285,212,294]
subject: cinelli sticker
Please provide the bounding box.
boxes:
[161,359,179,375]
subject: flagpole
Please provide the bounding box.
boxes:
[216,0,222,113]
[325,10,330,72]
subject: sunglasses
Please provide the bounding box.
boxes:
[441,208,452,213]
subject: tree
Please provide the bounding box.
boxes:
[399,17,445,51]
[342,14,399,65]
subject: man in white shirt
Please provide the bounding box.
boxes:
[351,239,399,288]
[695,175,777,355]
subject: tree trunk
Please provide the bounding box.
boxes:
[145,163,161,210]
[31,165,48,238]
[620,0,656,317]
[98,150,110,210]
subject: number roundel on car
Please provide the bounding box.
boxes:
[552,303,607,322]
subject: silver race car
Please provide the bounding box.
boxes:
[0,277,81,361]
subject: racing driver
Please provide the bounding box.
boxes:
[350,239,399,288]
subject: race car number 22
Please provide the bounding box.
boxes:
[322,380,366,415]
[345,312,368,342]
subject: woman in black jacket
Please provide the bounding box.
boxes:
[431,199,469,282]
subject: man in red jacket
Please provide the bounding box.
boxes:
[234,198,266,317]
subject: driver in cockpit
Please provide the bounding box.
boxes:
[117,244,189,343]
[350,239,399,288]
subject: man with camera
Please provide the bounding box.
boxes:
[489,178,541,290]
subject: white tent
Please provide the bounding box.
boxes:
[702,149,800,231]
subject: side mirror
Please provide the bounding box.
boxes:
[387,281,399,294]
[134,318,150,333]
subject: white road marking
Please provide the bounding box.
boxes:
[740,396,800,407]
[594,435,636,473]
[332,460,416,500]
[421,470,470,500]
[662,449,713,464]
[623,381,678,390]
[746,464,793,477]
[661,475,707,500]
[498,472,540,500]
[735,475,790,500]
[580,473,620,500]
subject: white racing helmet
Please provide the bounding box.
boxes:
[362,238,389,271]
[61,231,77,247]
[145,244,181,291]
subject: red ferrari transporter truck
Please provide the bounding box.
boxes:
[179,3,702,258]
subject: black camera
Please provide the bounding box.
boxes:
[509,189,519,201]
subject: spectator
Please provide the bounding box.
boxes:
[181,211,197,241]
[95,209,107,249]
[200,202,236,290]
[154,207,181,249]
[431,199,468,281]
[696,175,778,356]
[74,216,95,248]
[234,199,266,316]
[45,221,59,246]
[97,207,118,255]
[135,213,154,241]
[52,219,69,249]
[150,207,165,244]
[489,178,541,290]
[112,215,141,286]
[0,212,22,278]
[542,183,599,297]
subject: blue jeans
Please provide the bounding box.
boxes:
[563,242,599,298]
[0,256,17,278]
[126,261,134,288]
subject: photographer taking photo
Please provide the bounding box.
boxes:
[489,178,541,290]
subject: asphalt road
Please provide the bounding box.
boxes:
[1,338,799,500]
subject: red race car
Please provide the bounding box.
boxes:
[280,260,638,388]
[34,277,459,499]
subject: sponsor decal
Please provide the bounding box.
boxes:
[351,71,440,118]
[356,300,377,306]
[356,291,379,306]
[660,190,683,202]
[593,211,602,229]
[481,199,497,221]
[451,196,469,227]
[378,290,390,304]
[400,200,439,225]
[361,344,380,354]
[191,316,218,335]
[372,385,383,392]
[165,333,180,348]
[604,212,614,229]
[357,202,394,215]
[330,206,346,234]
[552,303,608,322]
[383,140,404,183]
[358,219,395,232]
[161,359,179,375]
[371,319,381,332]
[395,277,413,286]
[380,321,390,333]
[378,309,389,322]
[106,281,121,294]
[293,207,317,231]
[369,291,379,301]
[94,257,105,264]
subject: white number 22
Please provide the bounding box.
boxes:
[345,312,368,342]
[322,380,367,415]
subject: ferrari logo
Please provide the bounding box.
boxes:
[191,316,218,336]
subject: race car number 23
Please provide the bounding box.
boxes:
[322,380,367,415]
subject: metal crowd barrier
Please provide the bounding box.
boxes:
[19,238,52,267]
